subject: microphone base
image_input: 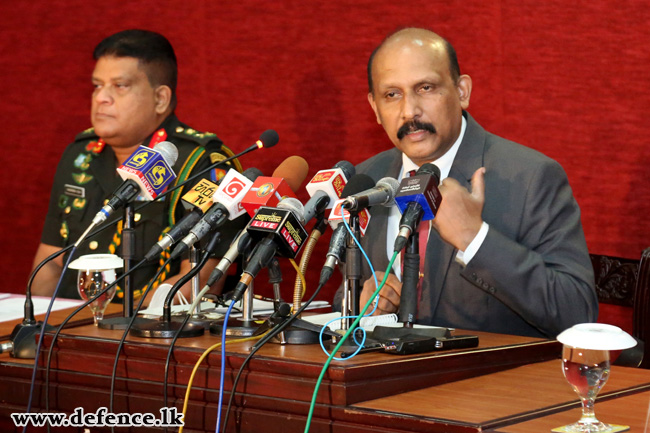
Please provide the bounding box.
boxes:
[370,325,451,341]
[270,326,326,345]
[97,316,149,330]
[328,330,372,354]
[10,321,56,359]
[209,318,260,337]
[129,317,205,339]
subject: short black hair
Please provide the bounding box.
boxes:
[367,28,461,94]
[94,29,178,108]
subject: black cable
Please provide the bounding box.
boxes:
[43,259,148,421]
[22,246,77,433]
[222,281,327,431]
[107,257,171,433]
[162,247,214,410]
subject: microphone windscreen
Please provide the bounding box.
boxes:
[153,141,179,166]
[341,173,375,197]
[242,167,264,181]
[334,160,355,180]
[272,155,309,192]
[259,129,280,148]
[417,163,441,181]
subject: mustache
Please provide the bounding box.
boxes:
[397,120,436,140]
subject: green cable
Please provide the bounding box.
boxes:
[304,251,399,433]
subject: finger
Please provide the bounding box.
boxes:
[470,167,486,202]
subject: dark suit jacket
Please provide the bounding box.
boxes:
[340,112,597,338]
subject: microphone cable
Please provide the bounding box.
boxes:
[316,214,381,360]
[161,232,221,411]
[106,256,172,433]
[22,245,77,433]
[221,267,323,433]
[42,257,148,426]
[304,251,398,433]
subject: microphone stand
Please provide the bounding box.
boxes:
[270,218,332,345]
[129,232,223,338]
[372,229,450,342]
[209,281,258,337]
[210,250,259,337]
[99,202,145,329]
[330,213,364,350]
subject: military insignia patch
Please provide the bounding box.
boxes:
[60,221,69,240]
[210,152,228,182]
[72,172,94,185]
[85,139,105,154]
[72,198,86,210]
[74,153,92,170]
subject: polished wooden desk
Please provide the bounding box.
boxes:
[0,309,648,433]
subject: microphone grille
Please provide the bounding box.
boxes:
[153,141,179,166]
[377,177,400,206]
[277,197,305,224]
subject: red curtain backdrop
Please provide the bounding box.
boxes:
[1,1,649,323]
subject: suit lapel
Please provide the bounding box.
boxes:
[420,112,488,322]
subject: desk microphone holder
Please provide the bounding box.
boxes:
[330,213,366,351]
[371,230,451,342]
[99,202,146,330]
[129,232,223,338]
[209,281,259,337]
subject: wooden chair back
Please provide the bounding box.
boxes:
[590,248,650,368]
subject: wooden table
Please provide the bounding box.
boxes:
[1,308,648,433]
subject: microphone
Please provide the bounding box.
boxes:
[342,177,400,212]
[205,230,253,287]
[90,141,179,227]
[319,174,376,285]
[241,156,309,217]
[246,129,280,152]
[302,161,354,223]
[230,197,309,302]
[393,163,442,252]
[144,178,221,262]
[170,168,262,259]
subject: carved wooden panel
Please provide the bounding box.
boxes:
[590,254,638,307]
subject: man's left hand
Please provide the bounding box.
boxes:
[432,167,485,251]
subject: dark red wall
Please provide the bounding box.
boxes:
[2,1,649,309]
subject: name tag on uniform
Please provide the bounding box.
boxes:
[64,184,85,198]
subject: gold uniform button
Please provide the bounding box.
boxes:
[89,241,98,250]
[176,126,184,133]
[134,213,141,222]
[64,206,71,214]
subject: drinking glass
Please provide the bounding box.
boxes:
[69,254,123,325]
[557,323,637,433]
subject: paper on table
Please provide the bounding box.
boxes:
[0,294,84,323]
[138,298,330,318]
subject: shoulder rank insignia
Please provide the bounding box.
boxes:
[72,172,94,185]
[173,127,219,146]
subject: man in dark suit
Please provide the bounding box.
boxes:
[348,27,597,338]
